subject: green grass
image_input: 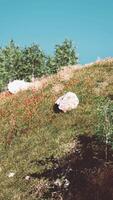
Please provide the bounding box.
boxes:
[0,61,113,199]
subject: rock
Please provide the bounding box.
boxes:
[25,175,31,180]
[8,80,30,94]
[54,178,62,187]
[7,172,15,177]
[55,92,79,112]
[63,179,70,188]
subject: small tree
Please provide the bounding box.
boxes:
[0,40,23,81]
[0,66,9,91]
[22,44,46,80]
[54,39,78,69]
[46,56,58,74]
[0,39,79,91]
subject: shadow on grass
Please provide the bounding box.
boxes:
[29,135,113,200]
[53,103,63,113]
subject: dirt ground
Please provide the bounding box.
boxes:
[30,135,113,200]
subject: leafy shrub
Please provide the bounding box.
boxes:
[0,40,24,91]
[0,39,78,91]
[54,39,78,68]
[21,44,47,80]
[46,39,78,74]
[95,98,113,161]
[46,56,58,74]
[0,65,9,91]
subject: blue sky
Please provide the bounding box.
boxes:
[0,0,113,64]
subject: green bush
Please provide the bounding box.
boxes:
[95,98,113,161]
[0,39,78,91]
[21,44,47,80]
[46,56,58,74]
[54,39,78,68]
[0,40,23,83]
[46,39,78,74]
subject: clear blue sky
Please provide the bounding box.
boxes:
[0,0,113,64]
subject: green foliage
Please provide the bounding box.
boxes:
[46,56,58,74]
[46,39,78,74]
[95,98,113,161]
[0,40,23,90]
[54,39,78,68]
[0,65,9,91]
[0,40,22,79]
[0,39,78,91]
[96,98,113,143]
[22,44,46,80]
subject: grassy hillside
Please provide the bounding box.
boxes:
[0,59,113,199]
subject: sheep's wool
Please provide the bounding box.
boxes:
[55,92,79,112]
[8,80,30,94]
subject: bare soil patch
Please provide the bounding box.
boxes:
[29,135,113,200]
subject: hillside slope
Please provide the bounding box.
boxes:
[0,59,113,199]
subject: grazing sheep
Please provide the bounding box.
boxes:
[55,92,79,112]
